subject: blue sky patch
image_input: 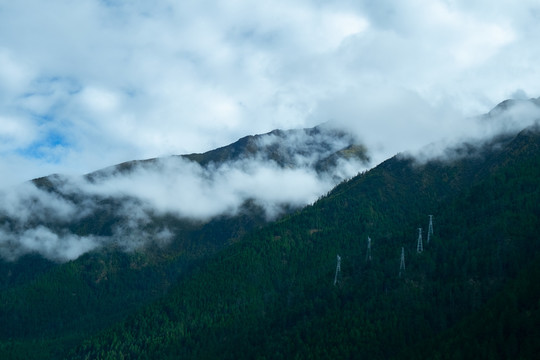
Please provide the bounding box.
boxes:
[18,131,70,163]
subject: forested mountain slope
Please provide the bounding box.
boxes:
[68,126,540,359]
[0,125,367,359]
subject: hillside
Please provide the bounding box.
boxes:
[0,124,367,358]
[65,125,540,359]
[1,100,539,358]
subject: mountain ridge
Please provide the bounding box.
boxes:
[0,99,539,358]
[80,124,368,182]
[68,122,540,359]
[0,124,369,262]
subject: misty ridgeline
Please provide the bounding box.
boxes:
[1,98,540,359]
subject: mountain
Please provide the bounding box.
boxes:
[1,100,539,358]
[68,123,540,360]
[0,124,368,359]
[1,124,368,262]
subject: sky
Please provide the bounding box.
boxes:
[1,0,540,188]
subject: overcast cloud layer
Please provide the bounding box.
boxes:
[1,0,540,187]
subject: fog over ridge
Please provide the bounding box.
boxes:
[0,126,367,262]
[1,97,539,263]
[402,96,540,164]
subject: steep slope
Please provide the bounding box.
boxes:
[68,125,540,359]
[0,124,367,359]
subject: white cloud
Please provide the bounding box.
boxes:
[0,115,37,151]
[78,86,122,114]
[408,99,540,163]
[0,126,366,261]
[0,49,34,95]
[74,127,363,221]
[0,181,83,224]
[17,227,102,262]
[310,85,465,165]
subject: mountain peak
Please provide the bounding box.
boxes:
[183,124,367,170]
[487,97,540,117]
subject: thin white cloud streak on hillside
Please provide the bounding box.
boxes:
[74,126,365,221]
[479,100,540,135]
[79,157,341,220]
[0,226,103,263]
[0,181,103,261]
[1,0,540,187]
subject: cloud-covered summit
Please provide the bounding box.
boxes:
[0,125,368,262]
[404,96,540,164]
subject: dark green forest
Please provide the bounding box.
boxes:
[1,126,540,359]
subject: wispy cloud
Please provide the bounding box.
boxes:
[0,127,366,261]
[404,98,540,163]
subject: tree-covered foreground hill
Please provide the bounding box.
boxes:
[63,125,540,359]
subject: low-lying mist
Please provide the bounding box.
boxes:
[0,127,367,262]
